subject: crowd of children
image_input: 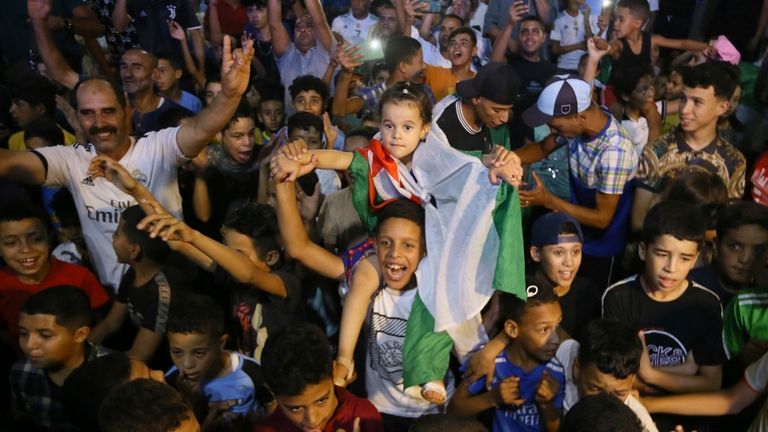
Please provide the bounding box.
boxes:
[1,0,768,430]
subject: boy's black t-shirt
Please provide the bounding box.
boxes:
[558,276,602,341]
[204,144,261,231]
[215,263,302,359]
[436,99,493,153]
[602,275,727,366]
[505,55,557,148]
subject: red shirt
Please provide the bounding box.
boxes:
[0,258,110,339]
[204,1,248,37]
[254,386,383,432]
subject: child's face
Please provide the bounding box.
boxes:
[0,218,51,282]
[627,74,654,109]
[258,100,285,134]
[246,5,268,28]
[222,117,257,164]
[153,59,180,93]
[639,234,699,293]
[112,219,134,264]
[518,20,546,56]
[574,361,634,403]
[10,99,42,128]
[508,301,562,363]
[401,49,427,84]
[205,82,222,106]
[293,90,324,117]
[716,225,768,287]
[613,7,642,39]
[679,85,729,134]
[168,332,223,382]
[531,241,582,290]
[221,228,271,272]
[666,71,683,99]
[374,69,390,85]
[376,217,423,291]
[448,33,477,68]
[288,126,323,151]
[275,377,338,432]
[18,312,86,370]
[380,101,428,166]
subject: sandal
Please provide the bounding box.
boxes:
[421,380,447,405]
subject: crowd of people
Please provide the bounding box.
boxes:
[0,0,768,430]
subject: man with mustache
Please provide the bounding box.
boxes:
[0,20,255,293]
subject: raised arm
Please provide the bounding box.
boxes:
[188,28,207,80]
[268,0,291,57]
[305,0,333,52]
[28,0,79,90]
[491,2,528,62]
[332,44,365,116]
[651,34,708,52]
[168,21,206,88]
[0,150,47,185]
[274,179,345,280]
[176,36,253,157]
[111,0,131,32]
[207,0,224,45]
[66,4,105,37]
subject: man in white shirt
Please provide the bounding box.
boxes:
[0,38,255,292]
[332,0,379,45]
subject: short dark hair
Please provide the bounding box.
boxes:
[223,101,256,132]
[409,414,488,432]
[155,51,183,71]
[243,0,267,8]
[384,36,422,73]
[442,13,466,26]
[707,61,742,98]
[0,199,49,226]
[261,322,331,396]
[167,295,225,338]
[287,112,323,139]
[560,393,643,432]
[378,82,433,125]
[62,352,133,432]
[448,26,477,46]
[660,171,728,229]
[501,274,558,323]
[641,201,706,248]
[616,0,651,23]
[21,285,92,331]
[374,199,425,237]
[578,319,642,379]
[289,75,329,106]
[346,127,377,142]
[520,15,546,31]
[157,106,194,129]
[256,79,285,106]
[74,78,127,109]
[98,379,192,432]
[613,65,653,100]
[223,202,279,259]
[119,205,172,263]
[716,201,768,242]
[24,117,64,146]
[682,62,739,100]
[10,77,56,118]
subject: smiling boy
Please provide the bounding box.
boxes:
[602,201,726,396]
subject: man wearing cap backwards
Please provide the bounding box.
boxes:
[515,75,638,288]
[435,62,521,153]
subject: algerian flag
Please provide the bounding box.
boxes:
[349,96,526,332]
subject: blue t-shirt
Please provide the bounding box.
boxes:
[467,351,566,432]
[166,351,272,415]
[177,91,203,113]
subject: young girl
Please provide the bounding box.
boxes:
[271,82,522,405]
[613,65,663,156]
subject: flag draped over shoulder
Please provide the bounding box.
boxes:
[348,97,526,332]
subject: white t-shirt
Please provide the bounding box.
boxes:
[550,11,600,71]
[35,127,187,292]
[620,101,663,157]
[744,352,768,432]
[365,286,446,417]
[331,12,379,46]
[410,27,487,70]
[557,340,659,432]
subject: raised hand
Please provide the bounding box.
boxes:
[167,20,187,41]
[323,113,338,150]
[338,42,365,72]
[496,376,525,406]
[463,346,501,391]
[220,35,255,99]
[27,0,51,21]
[88,156,139,194]
[270,153,318,182]
[507,0,530,27]
[278,137,309,160]
[535,370,560,405]
[589,36,610,57]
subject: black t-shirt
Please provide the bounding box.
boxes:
[128,0,201,55]
[131,98,190,137]
[436,99,492,153]
[602,275,726,366]
[215,264,302,358]
[505,55,557,147]
[558,276,602,342]
[204,145,261,231]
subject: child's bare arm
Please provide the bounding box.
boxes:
[334,259,380,385]
[592,36,623,59]
[583,37,610,83]
[642,378,759,415]
[88,156,156,215]
[127,328,163,363]
[447,380,502,416]
[463,332,510,388]
[651,34,708,52]
[638,333,723,393]
[89,301,129,344]
[191,149,212,222]
[275,180,345,280]
[271,139,354,181]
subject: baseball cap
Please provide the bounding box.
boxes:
[530,212,584,246]
[456,62,521,106]
[522,75,592,127]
